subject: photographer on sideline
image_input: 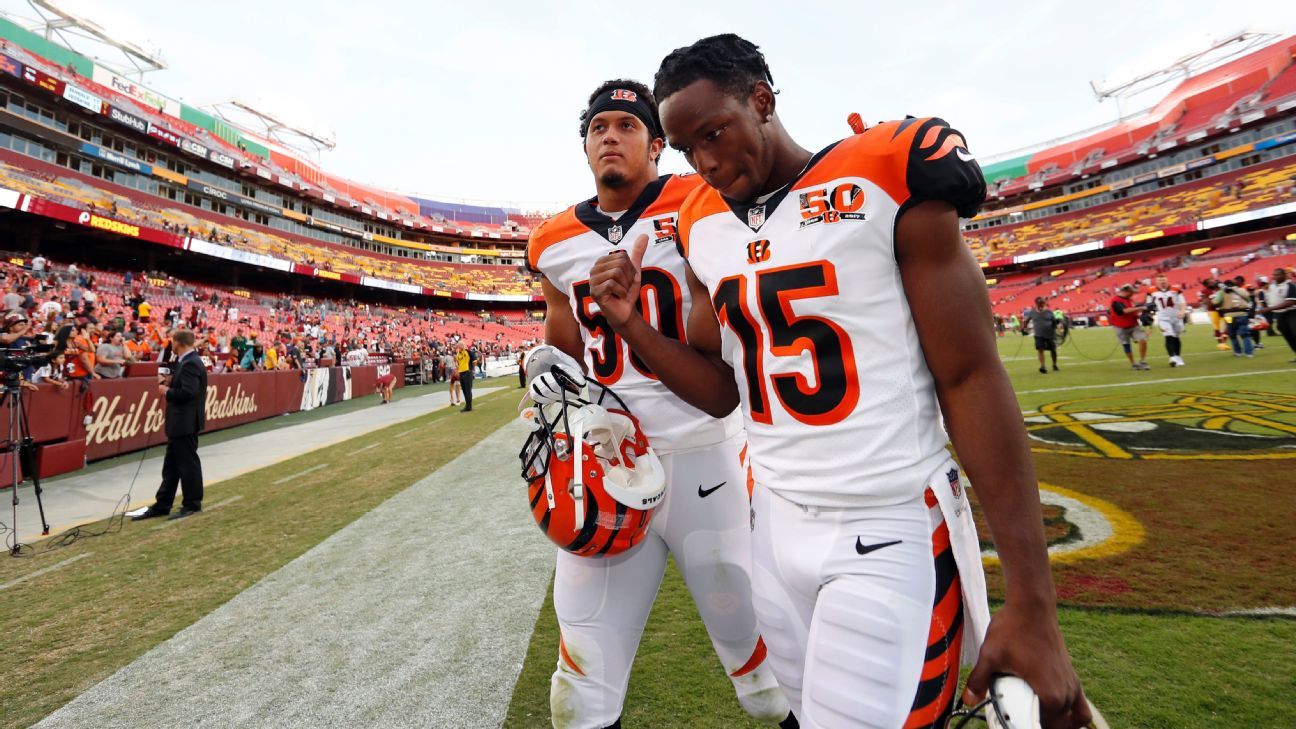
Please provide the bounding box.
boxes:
[1213,278,1254,357]
[1260,267,1296,360]
[1110,283,1151,370]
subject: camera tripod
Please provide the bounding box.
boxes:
[5,370,50,555]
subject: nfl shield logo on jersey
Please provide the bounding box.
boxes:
[947,468,962,501]
[607,224,623,243]
[747,205,766,230]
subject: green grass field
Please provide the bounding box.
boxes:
[506,324,1296,728]
[0,385,519,729]
[2,325,1293,728]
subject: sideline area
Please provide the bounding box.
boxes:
[35,417,552,729]
[8,384,504,545]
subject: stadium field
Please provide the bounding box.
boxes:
[2,326,1293,728]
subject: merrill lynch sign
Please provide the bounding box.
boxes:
[84,384,259,445]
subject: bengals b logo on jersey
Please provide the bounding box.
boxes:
[610,89,638,102]
[746,239,771,264]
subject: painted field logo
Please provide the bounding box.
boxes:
[977,482,1143,565]
[1024,390,1296,460]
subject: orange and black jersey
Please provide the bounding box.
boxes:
[527,173,740,453]
[678,116,986,258]
[677,117,986,507]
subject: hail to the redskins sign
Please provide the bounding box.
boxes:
[83,383,260,446]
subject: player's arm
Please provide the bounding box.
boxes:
[895,200,1090,729]
[589,235,739,417]
[539,277,587,368]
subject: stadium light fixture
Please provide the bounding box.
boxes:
[203,99,337,162]
[22,0,166,79]
[1089,31,1279,118]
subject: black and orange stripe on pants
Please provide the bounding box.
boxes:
[904,489,965,729]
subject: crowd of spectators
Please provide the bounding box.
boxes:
[0,253,543,390]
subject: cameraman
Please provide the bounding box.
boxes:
[1110,284,1151,370]
[1212,278,1254,357]
[3,311,37,383]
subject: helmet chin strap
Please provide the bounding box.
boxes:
[571,412,586,532]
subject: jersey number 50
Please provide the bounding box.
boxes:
[713,260,859,426]
[573,268,684,383]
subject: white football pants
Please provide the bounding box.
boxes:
[550,432,787,729]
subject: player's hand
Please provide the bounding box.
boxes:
[964,600,1092,729]
[589,234,649,329]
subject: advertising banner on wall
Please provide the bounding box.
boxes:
[208,149,236,169]
[105,104,149,134]
[20,195,185,248]
[61,83,104,113]
[80,141,152,174]
[91,63,181,116]
[187,237,293,272]
[147,122,182,147]
[22,65,63,95]
[180,138,209,159]
[0,52,23,79]
[16,364,400,464]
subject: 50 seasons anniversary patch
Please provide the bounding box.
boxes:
[1023,390,1296,460]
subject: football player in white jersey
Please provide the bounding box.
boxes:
[526,79,791,729]
[589,36,1092,729]
[1148,274,1188,366]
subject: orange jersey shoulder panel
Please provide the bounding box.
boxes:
[798,119,928,206]
[642,173,706,219]
[526,206,586,273]
[676,184,729,259]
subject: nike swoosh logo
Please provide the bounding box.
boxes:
[855,538,902,555]
[956,149,976,162]
[698,481,726,498]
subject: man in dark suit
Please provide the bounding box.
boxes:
[133,329,207,521]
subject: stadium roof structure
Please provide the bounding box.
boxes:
[21,0,165,79]
[1090,31,1280,114]
[981,32,1296,188]
[203,99,337,163]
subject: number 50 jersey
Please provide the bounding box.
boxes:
[678,118,987,507]
[528,173,741,453]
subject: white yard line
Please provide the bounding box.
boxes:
[347,442,381,455]
[271,463,330,485]
[1016,368,1293,395]
[0,552,93,591]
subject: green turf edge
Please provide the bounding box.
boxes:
[0,387,517,729]
[506,564,1296,729]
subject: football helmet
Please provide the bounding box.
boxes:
[1249,315,1270,331]
[519,346,665,557]
[951,675,1109,729]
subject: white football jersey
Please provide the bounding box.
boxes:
[678,118,987,507]
[529,174,741,453]
[1149,286,1185,316]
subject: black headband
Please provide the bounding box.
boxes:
[581,89,661,140]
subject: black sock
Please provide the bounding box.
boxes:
[780,712,800,729]
[1166,336,1178,357]
[603,719,621,729]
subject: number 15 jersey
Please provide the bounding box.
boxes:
[529,173,741,454]
[678,118,987,507]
